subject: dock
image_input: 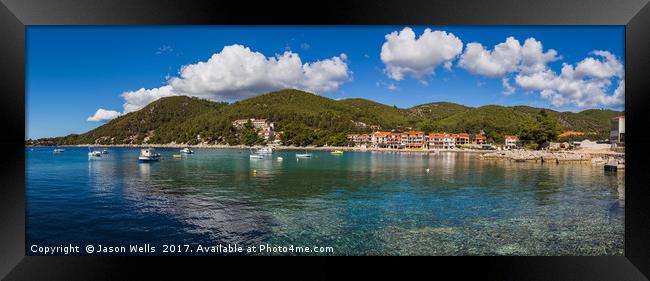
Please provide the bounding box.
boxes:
[604,162,625,172]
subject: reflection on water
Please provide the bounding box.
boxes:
[27,147,624,255]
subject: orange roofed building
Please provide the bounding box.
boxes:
[474,134,486,144]
[504,135,518,149]
[455,133,470,145]
[401,131,427,149]
[370,131,403,149]
[429,133,456,149]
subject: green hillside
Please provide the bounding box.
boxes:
[54,96,227,145]
[424,105,539,140]
[407,102,471,120]
[336,98,418,129]
[33,89,622,146]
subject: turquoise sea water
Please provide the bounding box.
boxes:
[26,147,624,255]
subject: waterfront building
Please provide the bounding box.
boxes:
[504,135,518,149]
[401,131,426,149]
[610,116,625,148]
[455,133,470,145]
[474,134,486,144]
[371,131,389,148]
[348,134,371,146]
[429,133,455,149]
[386,133,402,149]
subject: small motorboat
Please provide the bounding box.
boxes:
[88,150,102,157]
[53,148,65,153]
[102,149,109,154]
[256,147,273,154]
[277,157,283,161]
[173,154,182,159]
[250,154,264,159]
[330,150,344,155]
[296,151,313,158]
[138,148,161,161]
[180,147,194,154]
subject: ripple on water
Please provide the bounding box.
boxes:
[26,148,624,255]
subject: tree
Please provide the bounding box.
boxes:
[328,132,349,146]
[280,124,315,146]
[239,126,262,146]
[517,110,561,148]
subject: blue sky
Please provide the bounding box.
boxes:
[27,26,624,139]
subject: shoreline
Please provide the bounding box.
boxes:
[28,144,624,161]
[35,143,491,154]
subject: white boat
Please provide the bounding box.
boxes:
[88,150,102,157]
[251,146,273,154]
[138,148,161,161]
[102,149,109,154]
[249,154,264,159]
[296,151,313,158]
[53,148,65,153]
[180,147,194,154]
[277,157,283,161]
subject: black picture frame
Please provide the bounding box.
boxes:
[1,0,649,280]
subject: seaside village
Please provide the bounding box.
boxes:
[347,115,625,152]
[48,115,624,169]
[227,116,625,153]
[230,118,517,150]
[346,130,513,150]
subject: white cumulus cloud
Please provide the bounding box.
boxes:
[94,44,351,115]
[459,37,559,77]
[459,37,522,77]
[458,35,623,108]
[87,108,121,122]
[380,27,463,81]
[515,51,624,107]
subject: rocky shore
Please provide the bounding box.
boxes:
[480,149,624,164]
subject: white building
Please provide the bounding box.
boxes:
[258,129,276,142]
[610,116,625,148]
[232,118,274,131]
[504,135,518,149]
[429,133,455,149]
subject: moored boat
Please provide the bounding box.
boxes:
[331,150,344,155]
[53,148,65,153]
[296,151,313,158]
[254,146,273,154]
[180,147,194,154]
[138,148,161,161]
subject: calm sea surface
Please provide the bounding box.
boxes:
[26,147,624,255]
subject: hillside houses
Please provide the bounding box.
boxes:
[232,118,277,142]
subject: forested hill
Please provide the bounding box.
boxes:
[31,89,622,146]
